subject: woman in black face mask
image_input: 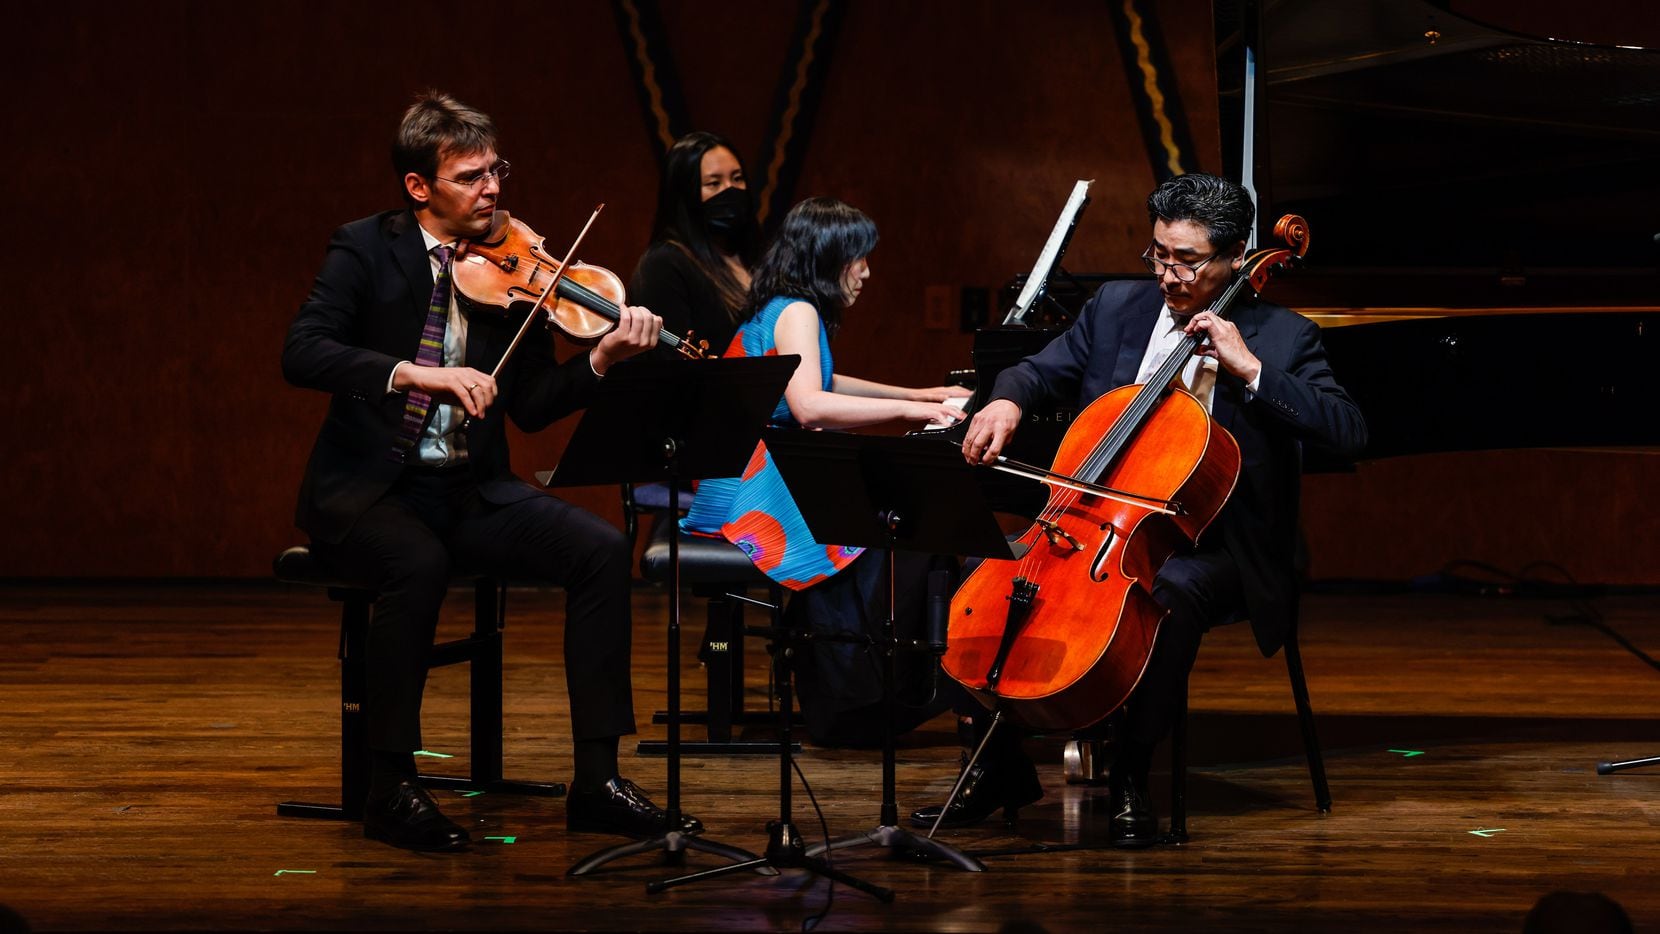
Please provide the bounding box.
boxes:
[628,131,761,357]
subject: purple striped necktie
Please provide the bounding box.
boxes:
[391,244,455,459]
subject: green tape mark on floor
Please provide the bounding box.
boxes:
[273,869,317,876]
[414,750,454,759]
[1387,748,1425,757]
[485,835,517,844]
[1469,828,1506,837]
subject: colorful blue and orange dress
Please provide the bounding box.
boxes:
[679,296,863,590]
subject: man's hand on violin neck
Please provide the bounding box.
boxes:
[394,364,498,418]
[962,399,1022,465]
[589,304,663,375]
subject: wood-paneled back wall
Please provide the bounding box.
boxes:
[7,1,1654,584]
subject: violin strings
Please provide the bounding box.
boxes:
[510,258,687,348]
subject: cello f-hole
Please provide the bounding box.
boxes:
[1089,528,1118,582]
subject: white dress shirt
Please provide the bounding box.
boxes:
[385,225,470,466]
[1132,304,1261,411]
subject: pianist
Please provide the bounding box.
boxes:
[679,197,963,746]
[913,173,1367,846]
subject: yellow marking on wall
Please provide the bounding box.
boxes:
[622,0,676,152]
[1123,0,1184,176]
[759,0,829,223]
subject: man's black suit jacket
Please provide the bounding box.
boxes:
[990,279,1367,657]
[282,209,601,544]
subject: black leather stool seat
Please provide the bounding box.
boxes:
[640,522,773,587]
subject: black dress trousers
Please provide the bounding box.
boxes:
[311,466,637,754]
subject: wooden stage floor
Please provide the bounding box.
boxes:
[1,583,1657,932]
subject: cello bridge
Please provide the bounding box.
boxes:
[1036,518,1083,551]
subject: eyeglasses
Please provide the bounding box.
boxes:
[434,160,510,190]
[1141,245,1219,283]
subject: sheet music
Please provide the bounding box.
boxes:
[1007,180,1092,325]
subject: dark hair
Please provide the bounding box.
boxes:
[742,197,877,337]
[391,91,497,204]
[1146,173,1256,250]
[650,131,761,317]
[1523,891,1633,934]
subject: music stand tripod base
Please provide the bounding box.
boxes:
[766,431,1027,875]
[569,829,772,878]
[1598,755,1660,775]
[647,592,893,901]
[545,356,798,878]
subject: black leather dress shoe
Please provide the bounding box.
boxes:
[908,753,1044,829]
[1108,773,1158,849]
[566,776,704,838]
[363,779,470,852]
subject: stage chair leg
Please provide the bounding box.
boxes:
[421,580,565,799]
[277,592,371,821]
[706,593,735,743]
[469,579,505,786]
[1284,625,1332,813]
[726,590,748,731]
[1165,680,1189,843]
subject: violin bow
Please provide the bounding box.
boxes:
[485,203,606,380]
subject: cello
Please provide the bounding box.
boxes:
[940,215,1312,735]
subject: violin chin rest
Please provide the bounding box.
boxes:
[476,209,513,245]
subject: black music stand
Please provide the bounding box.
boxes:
[1598,755,1660,775]
[542,354,799,877]
[769,431,1025,872]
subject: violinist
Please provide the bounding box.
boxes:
[912,174,1366,847]
[679,197,964,746]
[629,131,760,358]
[281,91,695,851]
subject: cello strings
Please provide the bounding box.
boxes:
[975,250,1292,670]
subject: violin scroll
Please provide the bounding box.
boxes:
[679,331,711,360]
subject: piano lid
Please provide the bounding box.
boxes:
[1216,0,1660,309]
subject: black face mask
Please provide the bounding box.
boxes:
[699,185,752,235]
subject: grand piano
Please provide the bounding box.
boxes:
[949,0,1660,514]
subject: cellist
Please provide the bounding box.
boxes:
[911,173,1367,847]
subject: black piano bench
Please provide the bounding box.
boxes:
[635,519,798,755]
[272,545,565,822]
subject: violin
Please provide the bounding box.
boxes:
[941,215,1312,733]
[451,208,711,374]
